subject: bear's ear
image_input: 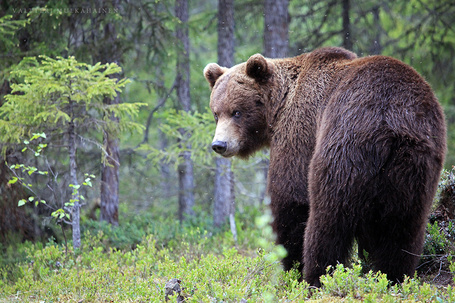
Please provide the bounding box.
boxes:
[204,63,227,88]
[246,54,273,83]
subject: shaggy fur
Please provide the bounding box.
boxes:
[204,47,446,287]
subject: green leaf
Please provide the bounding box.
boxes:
[27,167,37,175]
[18,199,27,207]
[8,177,18,184]
[83,178,92,187]
[69,184,81,189]
[28,196,34,201]
[51,209,65,219]
[32,132,46,139]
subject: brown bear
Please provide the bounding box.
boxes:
[203,47,446,287]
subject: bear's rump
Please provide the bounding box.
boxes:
[309,64,443,217]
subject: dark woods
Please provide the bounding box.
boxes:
[0,0,454,251]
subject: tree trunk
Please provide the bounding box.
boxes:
[213,157,234,227]
[68,100,81,249]
[264,0,289,58]
[98,0,121,226]
[178,150,195,221]
[262,0,289,205]
[369,6,382,55]
[100,99,120,225]
[218,0,234,64]
[342,0,353,50]
[159,127,172,199]
[213,0,236,230]
[175,0,195,221]
[175,0,190,113]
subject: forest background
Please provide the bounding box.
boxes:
[0,0,455,301]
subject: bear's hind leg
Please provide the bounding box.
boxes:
[303,144,364,287]
[303,203,356,287]
[357,181,433,284]
[356,143,441,284]
[357,212,427,284]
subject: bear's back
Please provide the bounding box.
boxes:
[333,54,440,121]
[318,53,446,162]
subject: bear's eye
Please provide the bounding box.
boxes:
[214,113,218,123]
[233,111,241,118]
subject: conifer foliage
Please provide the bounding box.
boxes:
[0,55,144,248]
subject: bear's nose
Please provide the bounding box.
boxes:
[212,140,227,154]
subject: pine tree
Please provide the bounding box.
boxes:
[213,0,235,234]
[175,0,195,221]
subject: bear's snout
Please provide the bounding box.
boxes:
[212,140,227,154]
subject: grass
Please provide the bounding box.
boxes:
[2,168,455,302]
[1,211,455,302]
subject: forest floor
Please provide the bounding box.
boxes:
[1,212,455,302]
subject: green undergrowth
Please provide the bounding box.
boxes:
[3,170,455,303]
[1,213,455,302]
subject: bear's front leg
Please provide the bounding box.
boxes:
[270,197,309,276]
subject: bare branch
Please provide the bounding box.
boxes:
[141,78,178,145]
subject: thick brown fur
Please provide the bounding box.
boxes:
[204,47,446,287]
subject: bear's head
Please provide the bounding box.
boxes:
[204,54,272,158]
